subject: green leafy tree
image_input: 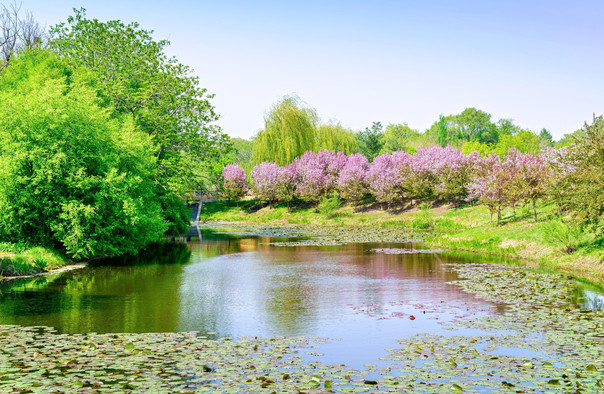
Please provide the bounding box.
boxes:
[315,123,358,154]
[496,118,521,136]
[252,95,318,165]
[538,128,553,149]
[493,130,540,157]
[436,115,449,147]
[357,121,384,160]
[382,123,420,152]
[0,50,182,258]
[49,9,231,190]
[551,115,604,233]
[230,137,254,172]
[555,129,584,148]
[451,108,498,144]
[461,140,493,156]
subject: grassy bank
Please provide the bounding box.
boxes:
[200,199,604,283]
[0,243,68,278]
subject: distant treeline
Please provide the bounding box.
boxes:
[229,95,579,172]
[223,115,603,233]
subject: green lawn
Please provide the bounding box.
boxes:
[200,199,604,283]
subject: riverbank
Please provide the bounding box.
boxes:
[200,199,604,284]
[0,243,69,279]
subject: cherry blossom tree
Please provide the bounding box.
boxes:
[337,153,369,205]
[222,164,248,202]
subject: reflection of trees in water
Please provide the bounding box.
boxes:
[578,289,604,311]
[91,242,191,267]
[0,263,186,333]
[255,242,508,336]
[1,232,570,336]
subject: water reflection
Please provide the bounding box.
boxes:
[0,227,598,350]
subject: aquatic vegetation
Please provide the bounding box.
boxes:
[371,248,443,254]
[1,261,602,391]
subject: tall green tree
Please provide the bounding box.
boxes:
[252,95,318,165]
[451,108,498,144]
[493,130,540,156]
[551,115,604,234]
[436,115,449,147]
[382,123,420,152]
[496,118,521,136]
[357,121,384,160]
[0,49,184,258]
[538,128,553,149]
[49,9,231,190]
[315,123,358,154]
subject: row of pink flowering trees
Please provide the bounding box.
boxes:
[222,146,554,223]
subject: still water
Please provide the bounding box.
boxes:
[0,227,598,368]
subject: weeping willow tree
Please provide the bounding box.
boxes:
[253,95,318,165]
[315,123,359,154]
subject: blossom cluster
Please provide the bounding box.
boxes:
[223,147,557,218]
[222,163,248,201]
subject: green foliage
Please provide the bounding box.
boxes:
[412,202,435,229]
[461,141,492,156]
[315,123,358,154]
[538,128,553,149]
[436,115,448,147]
[540,220,585,254]
[493,130,540,157]
[0,49,174,259]
[50,9,232,190]
[555,129,584,148]
[317,193,342,217]
[462,130,541,157]
[230,138,254,173]
[252,95,318,165]
[357,121,384,160]
[496,118,522,136]
[453,108,498,144]
[381,123,419,153]
[551,115,604,234]
[0,242,27,254]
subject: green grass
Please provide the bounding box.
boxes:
[0,245,67,278]
[202,198,604,283]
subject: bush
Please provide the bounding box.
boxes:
[411,203,434,229]
[0,50,170,259]
[548,115,604,234]
[317,193,342,217]
[540,220,584,253]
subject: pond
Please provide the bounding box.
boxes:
[0,226,603,391]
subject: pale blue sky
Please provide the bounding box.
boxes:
[16,0,604,140]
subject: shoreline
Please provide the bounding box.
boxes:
[0,263,87,282]
[198,216,604,286]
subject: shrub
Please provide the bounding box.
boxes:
[317,192,342,217]
[0,52,170,259]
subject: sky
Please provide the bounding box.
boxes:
[15,0,604,140]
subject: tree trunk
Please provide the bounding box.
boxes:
[533,199,537,222]
[497,206,501,225]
